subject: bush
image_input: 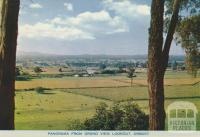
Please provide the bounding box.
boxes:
[15,71,32,81]
[34,67,42,74]
[101,70,116,74]
[21,71,30,76]
[15,67,21,76]
[116,103,149,130]
[68,120,85,130]
[16,75,31,81]
[35,87,45,94]
[72,102,149,130]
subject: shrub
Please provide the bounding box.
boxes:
[15,75,31,81]
[15,67,21,76]
[68,120,85,130]
[21,71,30,76]
[72,102,149,130]
[99,64,107,70]
[34,67,42,74]
[35,87,45,94]
[116,103,149,130]
[101,70,116,74]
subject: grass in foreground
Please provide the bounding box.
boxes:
[14,71,200,130]
[15,84,200,130]
[15,90,111,130]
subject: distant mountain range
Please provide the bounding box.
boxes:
[16,50,185,62]
[17,51,54,57]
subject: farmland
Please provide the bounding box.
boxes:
[14,70,200,130]
[15,90,111,130]
[15,70,200,90]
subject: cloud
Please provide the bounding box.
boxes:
[19,10,128,41]
[64,3,73,11]
[102,0,150,19]
[20,0,150,41]
[19,23,95,40]
[50,10,128,34]
[29,3,43,9]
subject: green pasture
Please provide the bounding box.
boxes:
[15,71,200,130]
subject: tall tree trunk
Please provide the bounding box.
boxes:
[0,0,20,130]
[148,0,165,130]
[148,0,181,130]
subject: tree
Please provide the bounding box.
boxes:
[171,60,178,70]
[0,0,20,129]
[99,64,106,70]
[15,67,21,77]
[127,67,135,87]
[35,87,45,94]
[34,66,42,74]
[58,68,63,72]
[176,15,200,77]
[148,0,200,130]
[83,102,149,130]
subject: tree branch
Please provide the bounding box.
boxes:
[162,0,181,67]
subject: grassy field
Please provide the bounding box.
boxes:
[15,87,200,130]
[15,90,111,130]
[15,72,200,90]
[15,77,129,90]
[15,71,200,130]
[64,85,199,102]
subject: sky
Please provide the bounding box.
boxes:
[18,0,185,55]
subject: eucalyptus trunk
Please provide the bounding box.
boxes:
[148,0,181,130]
[0,0,20,130]
[148,0,165,130]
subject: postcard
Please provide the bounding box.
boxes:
[0,0,199,137]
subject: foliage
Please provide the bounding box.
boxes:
[165,0,200,14]
[83,102,149,130]
[176,15,200,77]
[127,67,135,78]
[164,1,200,77]
[58,68,62,72]
[15,67,21,76]
[117,103,149,130]
[118,66,125,72]
[15,67,31,81]
[99,64,107,70]
[101,70,116,74]
[164,0,200,32]
[185,51,200,77]
[68,120,85,130]
[127,66,136,86]
[176,15,200,48]
[21,71,30,76]
[15,75,31,81]
[34,67,42,74]
[35,87,45,94]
